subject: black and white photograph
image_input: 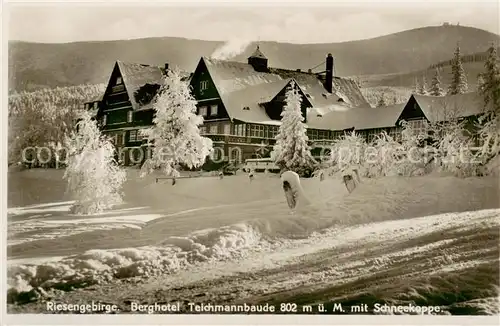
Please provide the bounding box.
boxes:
[3,0,500,322]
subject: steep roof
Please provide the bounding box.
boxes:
[116,61,164,110]
[412,92,489,122]
[202,57,358,123]
[308,103,405,131]
[268,68,350,114]
[225,79,293,124]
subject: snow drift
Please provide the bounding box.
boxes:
[7,174,500,304]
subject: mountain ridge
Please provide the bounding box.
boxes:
[9,25,500,91]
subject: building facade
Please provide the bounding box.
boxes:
[85,46,488,168]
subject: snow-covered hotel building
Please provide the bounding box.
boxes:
[85,46,487,166]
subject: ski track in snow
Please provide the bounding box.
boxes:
[6,173,500,314]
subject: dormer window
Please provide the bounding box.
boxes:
[116,76,123,85]
[337,98,345,102]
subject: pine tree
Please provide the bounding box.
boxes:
[140,67,213,177]
[477,74,485,92]
[477,44,500,162]
[429,68,444,96]
[414,78,420,94]
[478,44,500,114]
[377,93,387,107]
[418,75,428,95]
[448,43,469,95]
[63,110,126,215]
[272,81,316,176]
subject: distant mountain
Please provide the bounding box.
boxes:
[360,47,500,89]
[8,25,500,91]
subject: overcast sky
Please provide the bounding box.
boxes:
[7,0,500,44]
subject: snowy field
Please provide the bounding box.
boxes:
[6,168,500,314]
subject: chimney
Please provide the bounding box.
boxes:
[307,69,312,73]
[296,69,301,72]
[325,53,333,93]
[164,63,169,73]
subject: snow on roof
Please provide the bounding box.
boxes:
[308,103,405,131]
[115,61,190,111]
[202,57,367,124]
[248,45,267,59]
[412,92,489,122]
[270,68,370,108]
[117,61,164,110]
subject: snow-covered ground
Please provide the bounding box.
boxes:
[6,169,500,314]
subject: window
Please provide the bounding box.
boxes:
[127,111,133,123]
[234,124,246,137]
[129,130,138,142]
[200,80,209,91]
[268,126,278,139]
[407,119,427,136]
[116,76,123,85]
[137,130,146,141]
[250,125,264,138]
[211,105,218,116]
[318,130,329,140]
[199,106,207,117]
[309,129,319,140]
[103,115,107,126]
[224,124,231,135]
[199,126,207,134]
[209,124,218,134]
[116,133,124,146]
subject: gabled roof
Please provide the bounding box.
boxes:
[202,57,285,122]
[412,92,489,122]
[308,103,405,131]
[116,61,164,110]
[268,68,350,114]
[100,61,191,111]
[201,57,357,123]
[225,78,293,124]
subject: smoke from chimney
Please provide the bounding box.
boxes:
[210,39,253,60]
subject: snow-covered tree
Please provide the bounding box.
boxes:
[478,44,500,114]
[140,67,213,178]
[429,68,444,96]
[8,84,104,166]
[63,110,126,215]
[272,81,316,176]
[431,119,479,177]
[476,74,485,92]
[377,93,387,107]
[414,78,420,94]
[324,131,367,177]
[448,43,469,95]
[365,122,433,177]
[418,75,428,95]
[477,44,500,162]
